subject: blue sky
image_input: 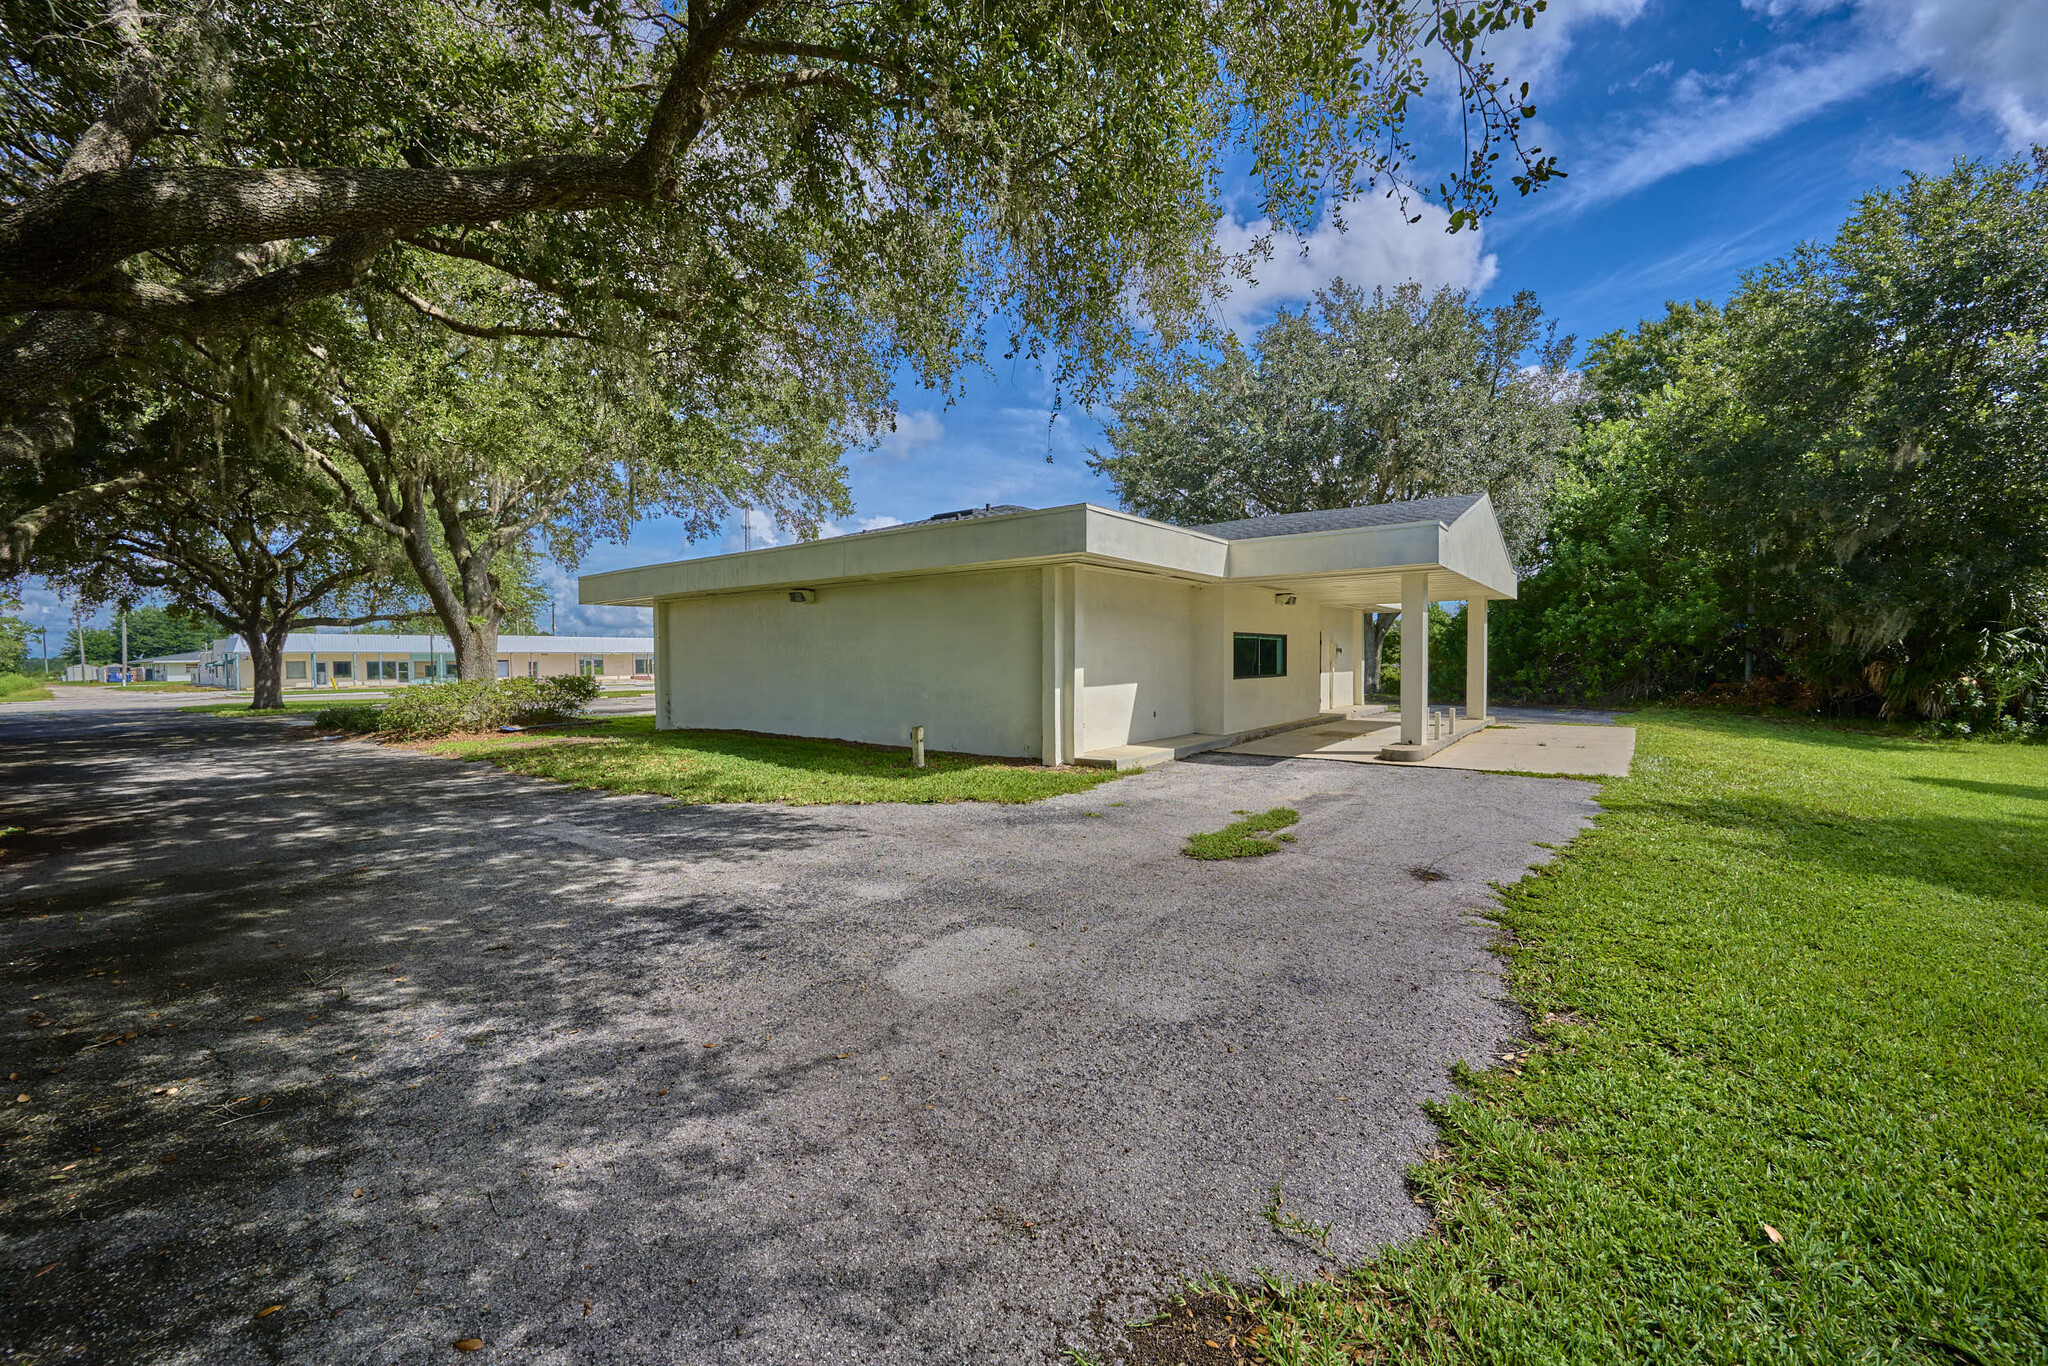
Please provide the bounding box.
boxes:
[22,0,2046,641]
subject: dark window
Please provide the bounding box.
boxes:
[1233,632,1287,679]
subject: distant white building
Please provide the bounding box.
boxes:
[134,650,206,683]
[193,633,654,691]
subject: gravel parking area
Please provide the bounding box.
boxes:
[0,710,1600,1364]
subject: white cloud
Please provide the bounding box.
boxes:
[10,577,105,636]
[1521,0,2042,218]
[715,506,787,554]
[1485,0,1651,92]
[1212,192,1501,334]
[1853,0,2048,143]
[531,561,652,636]
[816,513,903,539]
[1557,40,1911,214]
[862,408,945,465]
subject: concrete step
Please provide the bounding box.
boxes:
[1074,712,1342,772]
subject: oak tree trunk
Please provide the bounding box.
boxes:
[246,624,289,709]
[1365,612,1394,695]
[451,547,501,682]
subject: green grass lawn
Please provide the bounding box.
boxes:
[1184,806,1301,859]
[430,715,1120,804]
[1191,708,2047,1365]
[0,673,53,702]
[94,681,209,692]
[179,697,359,715]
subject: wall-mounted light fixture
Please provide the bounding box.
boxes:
[788,589,819,603]
[1274,593,1298,606]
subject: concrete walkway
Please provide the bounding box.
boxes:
[0,709,1601,1365]
[1223,708,1636,778]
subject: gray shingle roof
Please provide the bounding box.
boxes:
[1184,494,1484,541]
[916,503,1036,524]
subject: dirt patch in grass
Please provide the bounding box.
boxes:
[1122,1292,1268,1364]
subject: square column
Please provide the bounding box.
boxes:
[1466,598,1489,722]
[1353,611,1367,707]
[653,603,673,730]
[1040,564,1080,764]
[1399,570,1429,744]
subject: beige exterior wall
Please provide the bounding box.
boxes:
[1216,585,1326,733]
[658,569,1044,757]
[651,562,1361,764]
[1075,567,1197,750]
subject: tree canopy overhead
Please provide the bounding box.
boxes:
[1496,151,2048,723]
[1,0,1566,558]
[1090,279,1579,562]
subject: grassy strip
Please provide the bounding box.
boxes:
[1183,807,1300,860]
[429,715,1121,805]
[95,681,208,692]
[1202,709,2048,1364]
[0,673,53,702]
[178,697,353,715]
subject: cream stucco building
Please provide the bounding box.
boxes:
[581,495,1517,765]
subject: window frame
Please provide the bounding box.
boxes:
[1232,632,1288,680]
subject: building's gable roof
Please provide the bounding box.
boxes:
[1184,494,1485,541]
[135,650,207,664]
[866,503,1035,532]
[580,495,1520,607]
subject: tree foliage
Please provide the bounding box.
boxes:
[1093,277,1577,688]
[283,278,848,676]
[2,0,1570,567]
[1092,280,1577,561]
[33,352,416,705]
[1502,152,2048,723]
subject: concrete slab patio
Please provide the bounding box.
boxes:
[1223,710,1637,778]
[0,709,1603,1365]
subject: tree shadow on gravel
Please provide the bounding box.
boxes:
[0,719,855,1365]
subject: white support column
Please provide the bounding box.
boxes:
[1040,565,1080,764]
[1466,597,1489,723]
[1353,610,1366,707]
[653,603,673,730]
[1399,571,1429,744]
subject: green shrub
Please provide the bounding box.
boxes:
[498,672,601,724]
[373,675,599,740]
[314,704,383,733]
[0,672,49,700]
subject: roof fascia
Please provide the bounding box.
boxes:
[580,504,1232,605]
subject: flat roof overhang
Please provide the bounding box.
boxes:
[580,501,1518,610]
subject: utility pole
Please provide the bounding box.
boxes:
[549,600,556,634]
[72,603,84,682]
[36,627,47,678]
[120,609,129,686]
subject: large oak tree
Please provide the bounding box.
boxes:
[1091,278,1579,683]
[2,0,1565,567]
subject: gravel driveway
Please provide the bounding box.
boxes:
[0,708,1600,1364]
